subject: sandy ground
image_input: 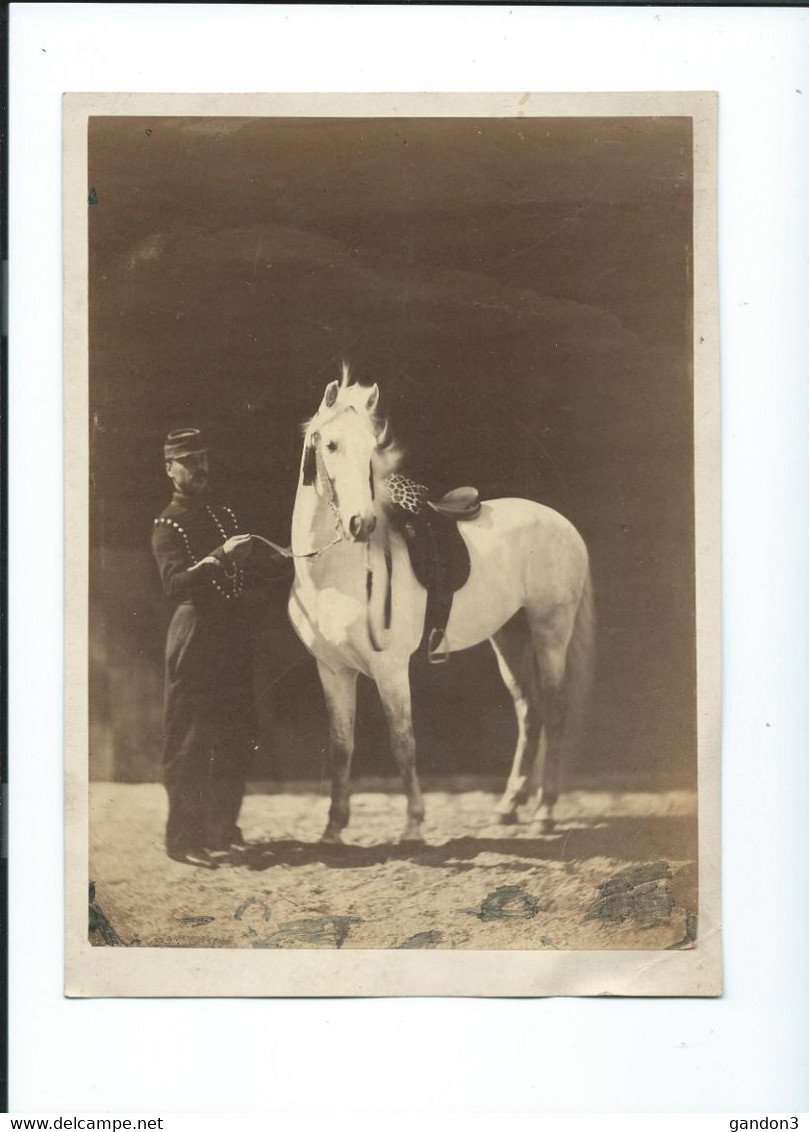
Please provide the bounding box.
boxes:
[89,780,698,951]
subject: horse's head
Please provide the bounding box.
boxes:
[301,364,395,544]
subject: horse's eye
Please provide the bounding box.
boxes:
[326,440,338,453]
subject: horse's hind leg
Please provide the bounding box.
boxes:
[373,663,425,842]
[491,615,543,824]
[527,612,575,831]
[317,659,358,844]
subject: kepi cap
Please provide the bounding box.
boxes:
[164,428,208,461]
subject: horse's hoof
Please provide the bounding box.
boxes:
[321,829,344,845]
[400,828,425,845]
[540,817,556,834]
[496,811,519,826]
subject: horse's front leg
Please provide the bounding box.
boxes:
[316,659,358,844]
[374,663,425,842]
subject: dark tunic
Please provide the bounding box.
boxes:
[151,491,257,857]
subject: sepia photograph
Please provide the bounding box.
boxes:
[64,92,720,996]
[12,0,809,1113]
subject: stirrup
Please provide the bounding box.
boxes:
[427,627,450,665]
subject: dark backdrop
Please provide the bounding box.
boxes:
[88,115,695,788]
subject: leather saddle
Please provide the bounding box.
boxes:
[383,475,481,663]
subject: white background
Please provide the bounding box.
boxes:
[8,2,809,1115]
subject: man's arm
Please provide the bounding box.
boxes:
[151,526,254,601]
[151,523,220,601]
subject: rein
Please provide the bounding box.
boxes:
[250,532,343,561]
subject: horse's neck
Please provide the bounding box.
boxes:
[291,483,395,595]
[291,483,331,556]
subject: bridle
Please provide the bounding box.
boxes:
[295,411,393,651]
[251,429,346,561]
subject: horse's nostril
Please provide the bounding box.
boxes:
[349,515,362,538]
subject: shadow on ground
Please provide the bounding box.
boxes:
[241,813,696,873]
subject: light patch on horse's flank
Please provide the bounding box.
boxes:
[317,587,364,645]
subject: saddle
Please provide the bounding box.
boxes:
[383,474,481,663]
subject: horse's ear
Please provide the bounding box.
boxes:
[302,438,317,486]
[365,383,379,413]
[323,380,339,409]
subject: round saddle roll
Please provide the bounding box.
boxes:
[428,487,481,519]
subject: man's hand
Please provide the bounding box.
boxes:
[187,555,221,573]
[223,534,254,564]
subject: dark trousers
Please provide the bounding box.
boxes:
[163,602,257,856]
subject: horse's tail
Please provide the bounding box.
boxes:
[563,563,596,759]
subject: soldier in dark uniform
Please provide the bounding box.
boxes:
[152,428,258,868]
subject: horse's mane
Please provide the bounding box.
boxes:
[303,363,403,476]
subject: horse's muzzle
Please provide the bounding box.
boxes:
[348,514,376,542]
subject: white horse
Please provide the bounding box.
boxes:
[287,366,594,843]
